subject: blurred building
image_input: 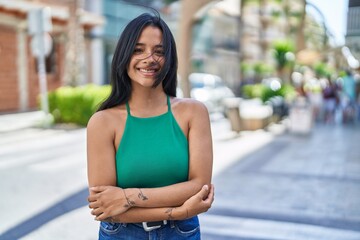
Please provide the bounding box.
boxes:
[0,0,103,112]
[0,0,176,113]
[97,0,347,94]
[93,0,164,85]
[240,0,332,64]
[0,0,341,113]
[190,0,240,91]
[345,0,360,69]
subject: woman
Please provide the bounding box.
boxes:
[87,13,214,239]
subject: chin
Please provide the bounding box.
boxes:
[133,79,156,88]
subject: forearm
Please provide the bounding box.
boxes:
[93,184,214,222]
[124,179,208,208]
[109,184,214,223]
[88,181,204,220]
[110,206,187,223]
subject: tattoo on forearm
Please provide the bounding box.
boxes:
[165,208,175,220]
[122,189,135,208]
[137,188,148,201]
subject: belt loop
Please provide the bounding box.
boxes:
[170,220,175,228]
[142,220,167,231]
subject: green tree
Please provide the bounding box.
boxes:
[254,62,274,83]
[272,40,295,83]
[313,62,334,78]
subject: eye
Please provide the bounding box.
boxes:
[133,48,143,54]
[154,49,165,56]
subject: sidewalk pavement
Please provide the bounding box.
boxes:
[0,111,46,133]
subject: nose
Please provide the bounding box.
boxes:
[140,52,156,63]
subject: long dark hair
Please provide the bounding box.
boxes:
[97,13,178,111]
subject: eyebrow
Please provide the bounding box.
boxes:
[135,43,163,48]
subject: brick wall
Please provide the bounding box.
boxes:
[0,20,65,112]
[27,35,63,109]
[0,0,97,113]
[0,25,19,112]
[0,25,64,112]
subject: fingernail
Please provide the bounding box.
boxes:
[203,185,209,190]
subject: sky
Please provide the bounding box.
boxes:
[307,0,349,46]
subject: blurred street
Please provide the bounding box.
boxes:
[0,112,359,240]
[0,0,359,239]
[201,122,360,240]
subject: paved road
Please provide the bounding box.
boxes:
[0,127,97,240]
[201,123,360,240]
[0,111,359,239]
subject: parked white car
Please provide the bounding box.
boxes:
[189,73,235,113]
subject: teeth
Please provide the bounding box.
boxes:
[139,68,156,73]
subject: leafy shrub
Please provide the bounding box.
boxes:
[272,40,295,69]
[242,84,267,100]
[313,62,334,78]
[241,83,296,102]
[47,84,111,126]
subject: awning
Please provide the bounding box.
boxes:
[0,0,104,27]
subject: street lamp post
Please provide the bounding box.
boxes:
[28,8,53,126]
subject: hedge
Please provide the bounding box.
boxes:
[47,84,111,126]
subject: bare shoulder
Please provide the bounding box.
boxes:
[171,97,209,120]
[87,109,111,130]
[87,106,127,133]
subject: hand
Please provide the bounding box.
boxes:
[180,184,214,218]
[88,186,132,221]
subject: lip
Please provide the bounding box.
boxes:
[137,67,159,77]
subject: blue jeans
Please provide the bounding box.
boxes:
[98,216,200,240]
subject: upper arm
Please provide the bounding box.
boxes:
[87,111,117,187]
[187,101,213,186]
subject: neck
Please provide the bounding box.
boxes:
[129,85,167,110]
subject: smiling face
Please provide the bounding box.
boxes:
[127,26,165,88]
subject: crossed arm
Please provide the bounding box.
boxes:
[88,184,214,223]
[87,101,214,223]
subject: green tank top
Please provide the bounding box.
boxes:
[115,96,189,188]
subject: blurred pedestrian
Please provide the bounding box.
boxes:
[322,78,338,124]
[86,13,214,240]
[304,78,323,122]
[340,70,356,123]
[355,74,360,122]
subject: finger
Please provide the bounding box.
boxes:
[87,193,100,203]
[96,212,108,221]
[89,201,100,209]
[204,185,215,203]
[90,186,108,193]
[209,184,215,196]
[197,185,209,200]
[91,208,103,216]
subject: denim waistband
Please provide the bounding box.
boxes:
[129,220,175,228]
